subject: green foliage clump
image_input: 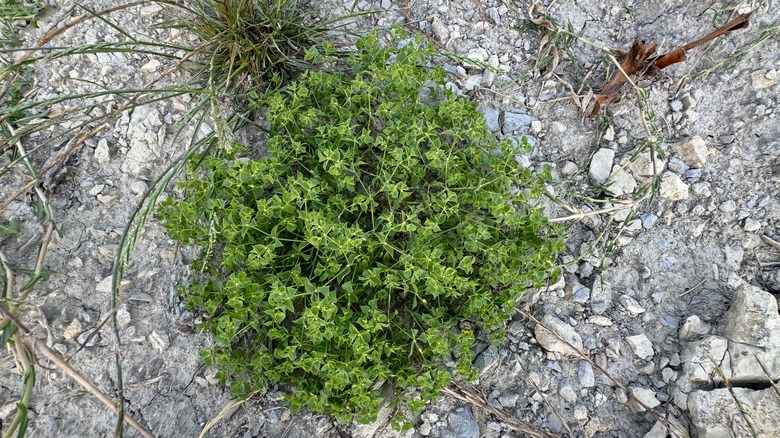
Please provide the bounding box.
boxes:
[159,30,562,423]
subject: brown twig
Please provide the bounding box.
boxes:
[22,336,155,438]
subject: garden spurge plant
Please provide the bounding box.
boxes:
[160,29,562,425]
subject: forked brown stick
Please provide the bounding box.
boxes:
[589,12,752,118]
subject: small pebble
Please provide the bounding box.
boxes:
[641,213,658,229]
[626,334,654,359]
[743,218,761,231]
[718,200,737,213]
[670,100,683,112]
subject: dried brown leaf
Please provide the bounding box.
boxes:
[588,12,752,118]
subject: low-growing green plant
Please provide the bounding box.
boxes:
[159,29,562,423]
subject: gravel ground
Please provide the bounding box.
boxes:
[1,0,779,437]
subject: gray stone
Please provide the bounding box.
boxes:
[588,148,615,184]
[534,315,583,357]
[590,278,612,315]
[578,361,595,387]
[689,387,780,438]
[626,334,654,359]
[641,213,658,229]
[670,100,683,112]
[559,385,577,403]
[619,295,646,315]
[441,407,479,438]
[667,157,690,174]
[502,111,537,135]
[572,284,590,304]
[474,344,499,374]
[498,392,519,408]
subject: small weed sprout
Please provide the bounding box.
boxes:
[159,30,562,423]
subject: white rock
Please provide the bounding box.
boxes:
[751,69,777,89]
[677,336,729,392]
[662,367,675,383]
[466,48,489,64]
[629,386,660,410]
[626,334,654,359]
[659,172,689,201]
[589,148,615,183]
[534,315,583,357]
[94,138,110,166]
[607,166,637,196]
[619,295,645,315]
[719,284,780,384]
[148,331,170,353]
[603,125,615,141]
[625,150,665,181]
[140,59,161,73]
[743,218,761,231]
[587,316,613,326]
[140,4,164,16]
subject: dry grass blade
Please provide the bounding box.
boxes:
[441,383,559,438]
[199,392,260,438]
[22,336,155,438]
[752,354,780,400]
[708,355,759,438]
[760,234,780,252]
[515,309,688,437]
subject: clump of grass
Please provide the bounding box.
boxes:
[169,0,355,98]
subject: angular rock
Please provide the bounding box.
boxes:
[578,361,595,388]
[679,315,710,341]
[480,107,499,133]
[659,172,689,201]
[678,336,729,392]
[672,135,709,168]
[441,407,479,438]
[619,295,646,315]
[689,387,780,438]
[534,315,583,357]
[626,334,654,359]
[629,386,660,410]
[607,165,637,196]
[719,284,780,384]
[625,150,665,181]
[751,69,777,90]
[588,148,615,184]
[431,16,449,42]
